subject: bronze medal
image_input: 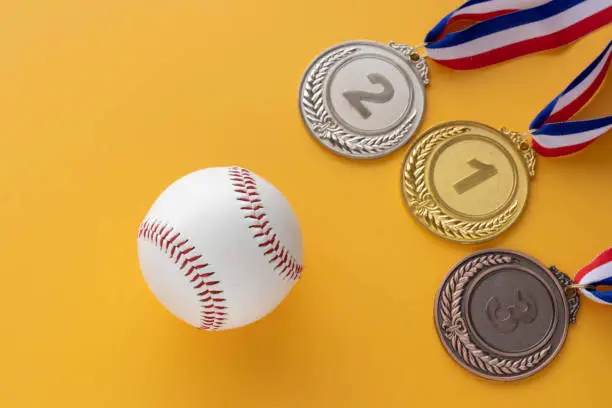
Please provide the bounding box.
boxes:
[434,249,580,381]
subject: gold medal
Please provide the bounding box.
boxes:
[401,121,536,243]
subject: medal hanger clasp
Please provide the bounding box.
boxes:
[500,127,537,178]
[412,42,429,59]
[568,283,597,291]
[569,283,612,293]
[388,41,430,85]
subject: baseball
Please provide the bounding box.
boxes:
[137,166,303,331]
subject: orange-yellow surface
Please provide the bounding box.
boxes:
[1,1,610,407]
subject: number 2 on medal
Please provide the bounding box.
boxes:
[454,159,498,194]
[343,73,394,119]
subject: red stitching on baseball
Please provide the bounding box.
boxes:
[138,220,227,331]
[229,167,302,281]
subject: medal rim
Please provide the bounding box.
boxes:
[400,120,531,244]
[433,248,570,382]
[298,39,427,159]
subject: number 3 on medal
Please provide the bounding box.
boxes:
[454,159,498,194]
[343,73,395,119]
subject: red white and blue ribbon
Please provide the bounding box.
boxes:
[424,0,612,70]
[530,41,611,156]
[574,248,612,305]
[425,0,551,42]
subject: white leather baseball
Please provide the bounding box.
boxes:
[137,166,303,331]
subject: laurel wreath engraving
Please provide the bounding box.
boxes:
[441,254,551,375]
[301,47,416,156]
[402,125,519,241]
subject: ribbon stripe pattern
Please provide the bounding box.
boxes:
[531,41,611,156]
[425,0,612,70]
[575,248,612,305]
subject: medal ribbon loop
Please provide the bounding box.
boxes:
[424,0,611,70]
[530,41,611,156]
[574,248,612,304]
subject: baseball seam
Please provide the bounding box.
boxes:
[138,220,227,331]
[229,167,303,281]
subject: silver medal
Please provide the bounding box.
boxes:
[299,41,428,159]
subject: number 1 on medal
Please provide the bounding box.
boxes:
[454,159,498,194]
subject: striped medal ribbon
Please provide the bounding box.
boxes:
[574,248,612,305]
[424,0,610,69]
[530,41,611,156]
[421,0,611,156]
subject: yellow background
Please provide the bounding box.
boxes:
[1,1,610,406]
